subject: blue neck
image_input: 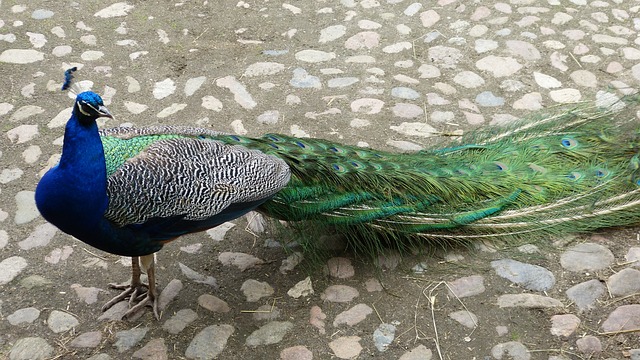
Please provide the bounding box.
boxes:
[36,109,110,245]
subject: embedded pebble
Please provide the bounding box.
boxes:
[399,345,433,360]
[206,222,235,241]
[373,323,396,352]
[0,256,28,285]
[333,304,373,326]
[449,310,478,329]
[320,25,346,43]
[491,341,530,360]
[132,338,168,360]
[246,321,293,347]
[560,243,614,271]
[475,56,522,76]
[94,2,135,18]
[576,335,602,355]
[70,332,102,348]
[157,103,187,118]
[565,279,605,311]
[71,284,105,304]
[184,76,206,96]
[280,346,313,360]
[345,32,380,50]
[329,336,362,359]
[491,259,555,291]
[391,87,420,99]
[114,328,148,353]
[325,257,355,278]
[287,276,314,298]
[390,122,437,137]
[216,76,257,109]
[244,62,285,77]
[157,279,183,311]
[309,306,326,334]
[47,310,79,333]
[290,68,322,88]
[9,337,53,360]
[18,223,57,250]
[497,294,563,308]
[321,285,359,302]
[218,252,264,271]
[476,91,505,107]
[7,307,40,325]
[153,79,176,99]
[608,268,640,296]
[550,314,580,338]
[241,279,274,302]
[185,325,234,360]
[602,304,640,332]
[549,88,582,103]
[295,50,336,62]
[448,275,485,298]
[178,263,217,287]
[0,49,45,64]
[163,309,198,334]
[198,294,230,313]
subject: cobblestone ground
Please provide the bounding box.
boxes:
[1,1,640,359]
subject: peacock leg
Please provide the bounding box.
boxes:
[122,254,160,320]
[101,256,159,319]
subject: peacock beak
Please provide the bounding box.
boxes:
[98,105,114,119]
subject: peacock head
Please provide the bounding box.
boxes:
[74,91,113,124]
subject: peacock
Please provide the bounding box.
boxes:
[35,69,640,319]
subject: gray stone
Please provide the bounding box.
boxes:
[491,259,555,291]
[608,268,640,296]
[560,243,614,272]
[290,68,322,89]
[47,310,79,333]
[70,331,102,348]
[240,279,274,302]
[497,294,563,308]
[476,91,505,107]
[550,314,580,338]
[162,309,198,334]
[333,304,373,326]
[7,307,40,325]
[576,335,602,355]
[448,310,478,329]
[566,279,605,311]
[329,336,362,359]
[157,279,183,311]
[246,321,293,347]
[391,87,420,100]
[602,304,640,332]
[373,323,396,352]
[114,327,149,352]
[9,338,52,360]
[448,275,485,298]
[280,345,313,360]
[321,285,359,302]
[399,345,433,360]
[132,338,168,360]
[491,341,530,360]
[185,325,234,360]
[32,9,54,19]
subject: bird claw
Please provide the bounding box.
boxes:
[101,282,160,320]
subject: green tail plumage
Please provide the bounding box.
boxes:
[214,94,640,252]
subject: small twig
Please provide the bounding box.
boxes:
[82,247,109,261]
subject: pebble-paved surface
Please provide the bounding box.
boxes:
[1,0,640,359]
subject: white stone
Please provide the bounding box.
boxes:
[157,103,187,118]
[202,96,223,111]
[123,101,148,114]
[153,78,176,99]
[94,2,134,18]
[533,72,562,88]
[295,50,336,62]
[0,49,45,64]
[549,88,581,103]
[319,25,346,43]
[390,122,437,137]
[7,124,38,143]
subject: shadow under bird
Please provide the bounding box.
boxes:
[35,74,640,319]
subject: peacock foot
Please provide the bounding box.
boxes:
[101,255,161,320]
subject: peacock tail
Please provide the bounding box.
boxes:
[228,94,640,252]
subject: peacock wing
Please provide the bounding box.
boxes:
[100,132,290,229]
